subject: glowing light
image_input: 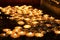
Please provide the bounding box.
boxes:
[54,30,60,34]
[18,31,26,35]
[17,21,25,25]
[26,32,34,37]
[3,29,11,32]
[6,31,13,35]
[0,5,60,38]
[12,29,20,33]
[23,25,31,29]
[15,26,22,29]
[49,16,55,20]
[0,33,6,37]
[35,33,44,37]
[11,33,20,38]
[43,14,49,20]
[32,21,38,25]
[55,19,60,24]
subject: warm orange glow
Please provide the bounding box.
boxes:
[17,31,26,35]
[11,33,20,38]
[54,30,60,34]
[15,26,22,29]
[6,31,13,35]
[35,33,44,37]
[43,14,49,20]
[55,19,60,24]
[32,21,38,25]
[17,21,25,25]
[23,25,31,29]
[3,28,11,32]
[49,16,55,20]
[0,33,6,37]
[26,32,34,37]
[12,29,20,33]
[0,5,60,38]
[46,24,51,27]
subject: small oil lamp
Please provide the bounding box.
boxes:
[23,25,31,29]
[26,32,34,37]
[35,33,44,37]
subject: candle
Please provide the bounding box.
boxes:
[54,30,60,34]
[12,28,20,33]
[23,25,31,29]
[6,31,13,35]
[17,31,26,35]
[0,7,2,9]
[3,28,11,32]
[49,16,55,21]
[0,33,7,37]
[11,33,20,38]
[35,33,44,37]
[55,19,60,24]
[43,14,49,20]
[32,21,38,25]
[46,24,51,27]
[15,26,22,29]
[17,21,25,25]
[26,32,34,37]
[24,18,30,21]
[38,10,43,15]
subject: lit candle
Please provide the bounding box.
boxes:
[1,8,6,12]
[43,14,49,20]
[24,18,30,21]
[13,16,19,19]
[17,10,22,14]
[23,25,31,29]
[54,30,60,34]
[15,26,22,29]
[31,17,36,21]
[49,16,55,21]
[37,16,42,20]
[10,33,20,38]
[0,33,7,37]
[17,21,25,25]
[32,21,38,25]
[23,10,28,14]
[3,28,11,32]
[18,31,26,35]
[12,28,20,33]
[26,32,34,37]
[5,10,10,15]
[38,10,43,15]
[6,31,13,35]
[9,17,15,20]
[35,33,44,37]
[46,24,51,27]
[55,19,60,24]
[14,6,19,9]
[0,7,2,9]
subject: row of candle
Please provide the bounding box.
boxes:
[0,26,45,38]
[0,26,60,38]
